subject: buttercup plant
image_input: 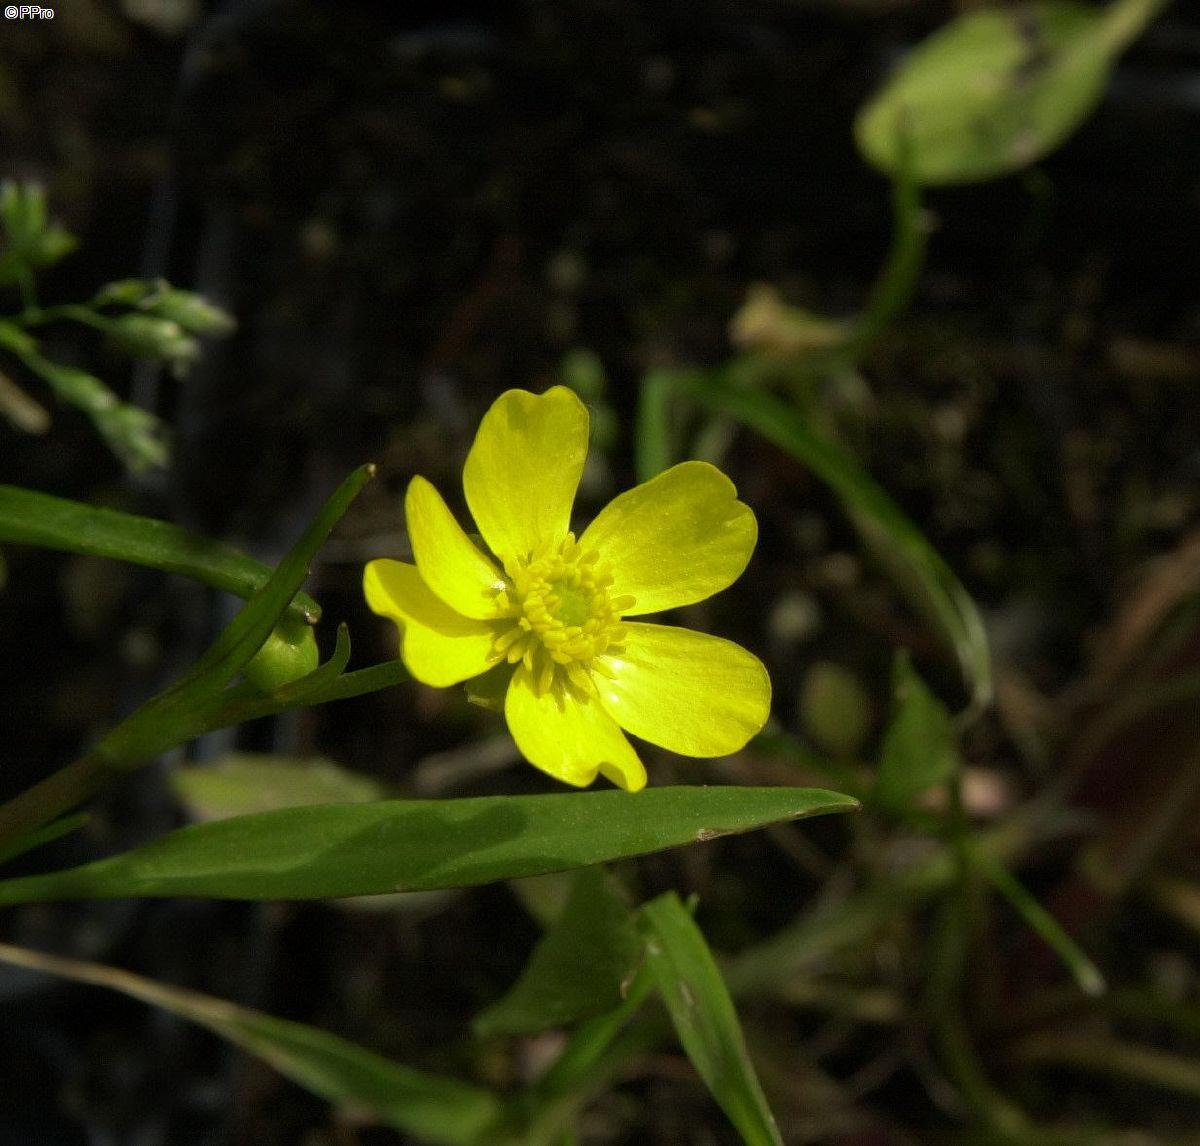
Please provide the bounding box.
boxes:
[364,386,772,791]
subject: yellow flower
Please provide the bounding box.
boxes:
[363,386,771,792]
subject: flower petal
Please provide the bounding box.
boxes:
[406,475,506,619]
[594,622,771,756]
[505,666,647,791]
[463,387,589,566]
[580,461,757,614]
[363,559,496,687]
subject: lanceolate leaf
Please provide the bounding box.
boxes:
[0,484,320,623]
[639,893,784,1146]
[684,375,991,709]
[0,787,858,906]
[0,941,499,1146]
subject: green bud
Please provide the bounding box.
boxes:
[148,290,236,336]
[93,278,160,307]
[110,314,199,365]
[0,182,77,269]
[243,613,320,694]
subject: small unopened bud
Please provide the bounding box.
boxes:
[243,613,320,694]
[110,314,199,365]
[149,290,236,336]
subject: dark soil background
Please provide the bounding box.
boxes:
[2,1,1200,1143]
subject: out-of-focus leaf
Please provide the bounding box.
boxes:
[0,814,87,867]
[855,0,1168,186]
[684,375,991,709]
[474,866,640,1038]
[0,368,51,433]
[0,181,77,275]
[0,941,499,1146]
[968,843,1105,997]
[171,753,388,822]
[729,284,852,356]
[639,893,783,1146]
[635,369,678,482]
[873,652,959,811]
[1012,1031,1200,1101]
[0,787,858,906]
[0,485,320,624]
[0,470,370,852]
[799,661,874,758]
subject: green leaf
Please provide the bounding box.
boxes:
[0,940,499,1146]
[799,661,874,759]
[0,470,372,854]
[854,0,1168,186]
[171,753,388,822]
[639,893,783,1146]
[634,369,679,483]
[0,787,858,906]
[0,486,324,619]
[682,375,992,710]
[0,814,88,867]
[504,962,660,1145]
[0,181,47,254]
[873,652,959,811]
[474,866,640,1038]
[98,465,372,762]
[0,183,77,274]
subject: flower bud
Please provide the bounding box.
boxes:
[110,314,198,365]
[149,290,236,336]
[243,613,320,694]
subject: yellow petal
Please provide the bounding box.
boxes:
[594,622,771,756]
[463,387,588,566]
[406,475,506,619]
[363,559,496,687]
[504,666,647,791]
[580,461,757,614]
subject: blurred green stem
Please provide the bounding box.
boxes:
[0,751,113,854]
[1012,1032,1200,1101]
[842,141,926,358]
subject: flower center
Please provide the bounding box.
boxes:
[491,534,636,696]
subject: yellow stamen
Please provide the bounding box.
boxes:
[488,533,635,697]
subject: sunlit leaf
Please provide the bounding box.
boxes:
[0,787,858,906]
[0,484,320,623]
[639,893,783,1146]
[855,0,1167,185]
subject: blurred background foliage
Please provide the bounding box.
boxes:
[2,0,1200,1142]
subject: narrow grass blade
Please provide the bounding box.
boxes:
[683,375,991,709]
[639,892,783,1146]
[0,484,320,621]
[0,941,499,1146]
